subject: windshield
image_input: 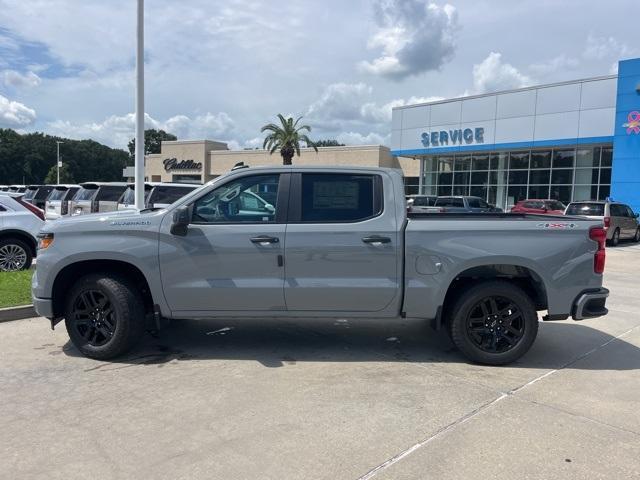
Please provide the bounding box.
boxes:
[545,200,566,211]
[73,187,98,201]
[566,202,604,216]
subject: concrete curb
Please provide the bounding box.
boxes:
[0,305,36,323]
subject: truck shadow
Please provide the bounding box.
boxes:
[62,317,640,371]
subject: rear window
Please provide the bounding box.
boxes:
[300,173,381,222]
[566,203,604,216]
[545,200,566,211]
[150,186,196,205]
[74,187,99,201]
[34,186,54,200]
[96,185,127,202]
[23,188,38,200]
[435,197,464,208]
[48,189,68,201]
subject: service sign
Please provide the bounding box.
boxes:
[421,127,485,148]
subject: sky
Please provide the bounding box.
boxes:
[0,0,637,151]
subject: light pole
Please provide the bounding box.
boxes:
[134,0,145,209]
[56,141,64,184]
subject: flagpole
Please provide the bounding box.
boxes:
[134,0,145,209]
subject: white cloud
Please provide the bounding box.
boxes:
[528,55,580,76]
[470,52,531,94]
[336,131,389,145]
[0,94,37,127]
[46,111,236,148]
[2,69,41,88]
[583,34,633,62]
[359,0,458,80]
[306,83,373,126]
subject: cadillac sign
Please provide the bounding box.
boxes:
[421,127,485,148]
[163,157,203,172]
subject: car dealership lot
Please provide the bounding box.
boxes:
[2,246,640,480]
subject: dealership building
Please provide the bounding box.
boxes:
[139,58,639,211]
[391,58,640,211]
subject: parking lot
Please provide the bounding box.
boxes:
[1,245,639,480]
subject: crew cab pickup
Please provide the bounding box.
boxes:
[32,166,609,365]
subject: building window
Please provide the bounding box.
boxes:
[420,144,612,209]
[151,175,162,182]
[404,176,419,195]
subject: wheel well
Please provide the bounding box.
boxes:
[441,264,548,325]
[51,260,154,318]
[0,230,37,256]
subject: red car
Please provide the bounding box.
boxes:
[510,199,566,215]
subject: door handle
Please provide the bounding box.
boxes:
[362,235,391,245]
[250,235,280,245]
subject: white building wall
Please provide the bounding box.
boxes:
[391,76,617,154]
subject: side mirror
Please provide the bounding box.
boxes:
[264,203,275,213]
[170,205,192,236]
[635,212,639,218]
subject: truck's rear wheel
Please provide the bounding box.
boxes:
[64,274,145,360]
[448,280,538,365]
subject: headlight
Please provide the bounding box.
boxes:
[37,233,54,250]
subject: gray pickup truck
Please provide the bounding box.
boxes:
[32,166,609,365]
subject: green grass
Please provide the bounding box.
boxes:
[0,269,33,308]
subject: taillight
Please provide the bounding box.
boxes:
[603,217,610,229]
[589,226,606,274]
[16,195,45,221]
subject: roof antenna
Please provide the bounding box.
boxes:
[231,162,249,171]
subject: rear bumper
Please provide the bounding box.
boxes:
[572,288,609,320]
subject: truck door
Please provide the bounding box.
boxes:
[159,173,287,313]
[283,172,399,312]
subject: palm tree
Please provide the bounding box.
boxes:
[261,114,317,165]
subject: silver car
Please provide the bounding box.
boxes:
[44,185,80,220]
[69,182,128,216]
[565,200,640,246]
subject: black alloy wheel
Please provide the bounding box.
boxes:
[70,290,116,347]
[465,296,525,354]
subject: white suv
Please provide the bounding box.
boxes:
[0,193,45,271]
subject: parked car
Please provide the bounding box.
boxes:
[69,182,128,216]
[510,199,566,215]
[23,185,55,210]
[8,185,27,193]
[44,185,80,220]
[0,186,8,191]
[118,183,200,210]
[0,192,45,271]
[565,200,640,246]
[406,195,442,213]
[33,166,609,365]
[434,196,503,213]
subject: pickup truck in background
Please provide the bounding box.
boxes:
[32,166,609,365]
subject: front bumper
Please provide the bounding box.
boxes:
[572,288,609,320]
[32,296,54,318]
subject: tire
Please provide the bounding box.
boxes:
[447,280,539,365]
[64,274,145,360]
[633,228,640,243]
[0,237,33,272]
[609,228,620,247]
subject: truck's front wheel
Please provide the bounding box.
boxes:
[448,281,538,365]
[64,274,145,360]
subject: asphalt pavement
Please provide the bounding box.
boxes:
[1,244,639,479]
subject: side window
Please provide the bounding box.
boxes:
[192,174,279,224]
[300,173,381,223]
[610,204,624,217]
[467,198,481,208]
[98,186,126,202]
[479,199,490,209]
[0,205,6,212]
[625,206,635,218]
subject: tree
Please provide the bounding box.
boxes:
[261,115,317,165]
[314,139,345,147]
[127,129,177,158]
[44,164,74,184]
